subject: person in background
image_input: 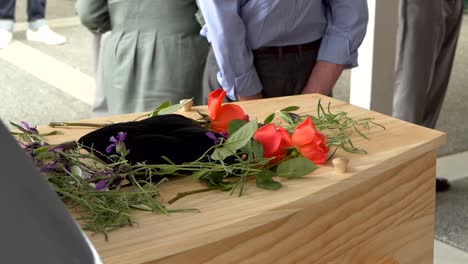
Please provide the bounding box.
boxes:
[91,32,110,117]
[198,0,368,102]
[393,0,464,191]
[0,0,66,49]
[76,0,208,114]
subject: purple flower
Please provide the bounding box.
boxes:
[22,142,42,157]
[95,179,108,191]
[220,131,228,139]
[106,132,127,153]
[41,161,59,173]
[48,145,64,152]
[246,115,250,122]
[205,131,221,145]
[21,121,39,134]
[289,113,300,122]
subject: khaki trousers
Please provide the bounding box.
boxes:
[92,32,110,117]
[393,0,464,128]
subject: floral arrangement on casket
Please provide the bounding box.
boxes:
[12,89,383,239]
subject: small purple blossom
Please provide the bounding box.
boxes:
[41,161,59,173]
[246,115,250,122]
[95,179,108,191]
[48,145,64,152]
[21,121,39,134]
[289,113,300,122]
[220,131,228,139]
[106,132,127,153]
[205,131,221,145]
[22,142,42,157]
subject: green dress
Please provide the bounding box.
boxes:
[76,0,208,114]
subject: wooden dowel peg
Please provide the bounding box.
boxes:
[332,157,349,173]
[179,99,193,112]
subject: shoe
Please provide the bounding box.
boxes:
[26,26,66,45]
[436,177,451,192]
[0,29,13,49]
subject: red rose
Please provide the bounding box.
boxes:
[254,124,292,161]
[292,117,328,164]
[208,89,248,133]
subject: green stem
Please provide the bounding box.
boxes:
[167,186,219,204]
[49,122,108,128]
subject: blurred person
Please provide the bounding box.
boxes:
[76,0,209,114]
[392,0,464,191]
[91,32,109,117]
[198,0,368,102]
[0,0,66,49]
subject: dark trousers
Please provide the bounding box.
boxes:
[0,0,46,22]
[202,45,320,103]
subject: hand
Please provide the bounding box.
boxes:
[237,93,263,101]
[302,61,345,96]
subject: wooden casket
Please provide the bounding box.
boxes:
[41,94,445,264]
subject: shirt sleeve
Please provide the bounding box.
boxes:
[317,0,369,68]
[75,0,111,34]
[198,1,263,99]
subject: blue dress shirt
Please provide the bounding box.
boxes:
[198,0,368,99]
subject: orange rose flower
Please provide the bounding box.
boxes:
[291,117,328,164]
[254,124,293,161]
[208,89,248,133]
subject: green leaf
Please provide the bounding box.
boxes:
[256,170,282,190]
[280,106,300,112]
[189,170,207,180]
[211,121,258,161]
[211,147,237,162]
[9,121,29,134]
[149,101,171,117]
[158,99,193,115]
[276,157,318,178]
[227,119,248,135]
[263,113,275,124]
[32,145,52,154]
[279,111,294,124]
[224,120,258,151]
[251,140,264,160]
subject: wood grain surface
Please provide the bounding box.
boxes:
[36,94,445,263]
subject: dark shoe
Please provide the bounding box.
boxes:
[436,178,451,192]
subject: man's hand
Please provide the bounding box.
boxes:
[302,61,345,96]
[237,93,263,101]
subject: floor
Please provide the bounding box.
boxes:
[435,152,468,263]
[1,1,468,263]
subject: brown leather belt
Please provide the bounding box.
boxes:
[253,38,322,56]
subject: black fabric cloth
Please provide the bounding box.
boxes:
[78,114,216,165]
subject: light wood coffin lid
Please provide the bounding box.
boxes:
[39,94,445,263]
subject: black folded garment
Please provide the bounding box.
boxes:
[78,114,217,165]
